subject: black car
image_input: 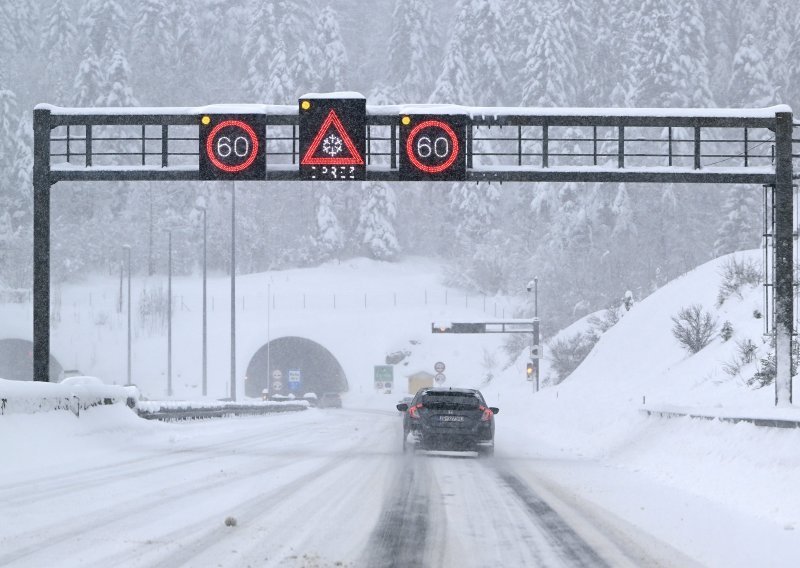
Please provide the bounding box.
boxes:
[396,387,499,456]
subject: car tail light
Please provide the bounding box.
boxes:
[409,403,423,419]
[479,405,493,422]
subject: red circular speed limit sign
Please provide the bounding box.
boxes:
[406,120,459,173]
[206,120,259,172]
[400,115,466,181]
[199,115,266,180]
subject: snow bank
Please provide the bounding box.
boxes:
[0,378,139,416]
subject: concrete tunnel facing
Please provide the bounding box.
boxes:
[244,336,348,399]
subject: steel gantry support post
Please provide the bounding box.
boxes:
[773,111,794,406]
[32,108,52,381]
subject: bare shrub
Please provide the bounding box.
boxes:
[736,338,758,364]
[722,357,741,377]
[549,332,597,385]
[720,320,733,341]
[671,304,718,354]
[139,286,169,332]
[717,257,762,306]
[748,353,775,388]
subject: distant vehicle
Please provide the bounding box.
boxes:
[318,392,342,408]
[397,387,499,456]
[303,392,319,407]
[59,375,104,386]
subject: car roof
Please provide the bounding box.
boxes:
[420,387,480,394]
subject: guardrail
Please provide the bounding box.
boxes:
[641,408,800,429]
[136,402,307,421]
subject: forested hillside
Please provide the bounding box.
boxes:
[1,0,797,333]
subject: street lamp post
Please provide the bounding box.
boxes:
[527,277,540,393]
[230,182,236,401]
[533,276,540,392]
[200,204,207,397]
[122,245,131,386]
[167,230,173,397]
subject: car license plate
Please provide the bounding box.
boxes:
[439,415,464,422]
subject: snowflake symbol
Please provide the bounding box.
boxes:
[322,134,343,157]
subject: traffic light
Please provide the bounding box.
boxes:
[526,361,535,380]
[531,344,541,359]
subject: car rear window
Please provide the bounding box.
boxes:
[420,392,482,409]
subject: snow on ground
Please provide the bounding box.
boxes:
[2,251,800,565]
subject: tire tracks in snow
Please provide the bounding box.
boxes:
[0,428,278,508]
[0,413,374,567]
[361,453,433,567]
[498,470,611,567]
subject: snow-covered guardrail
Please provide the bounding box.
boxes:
[641,407,800,429]
[135,400,308,421]
[0,378,138,417]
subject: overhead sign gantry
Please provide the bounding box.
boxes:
[32,95,797,405]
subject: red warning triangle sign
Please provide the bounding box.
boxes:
[301,109,364,166]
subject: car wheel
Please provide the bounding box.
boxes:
[402,430,409,453]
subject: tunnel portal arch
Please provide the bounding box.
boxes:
[245,336,348,399]
[0,339,63,382]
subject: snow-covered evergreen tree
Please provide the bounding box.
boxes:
[98,37,138,107]
[468,0,508,105]
[388,0,437,102]
[78,0,128,56]
[292,41,317,98]
[429,2,472,104]
[520,6,578,106]
[169,0,201,104]
[311,7,348,92]
[243,1,275,101]
[714,186,760,256]
[672,0,715,107]
[132,0,174,59]
[72,45,104,106]
[759,0,794,100]
[265,39,292,104]
[0,82,23,235]
[451,182,500,246]
[357,182,400,261]
[39,0,77,102]
[312,192,344,261]
[630,0,679,106]
[728,33,774,106]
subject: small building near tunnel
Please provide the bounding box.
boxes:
[244,336,348,399]
[406,371,434,395]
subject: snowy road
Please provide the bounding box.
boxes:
[2,405,699,567]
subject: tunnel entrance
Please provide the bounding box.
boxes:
[245,336,348,399]
[0,339,63,381]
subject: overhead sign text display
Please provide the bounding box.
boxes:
[299,97,366,181]
[400,115,466,181]
[199,114,266,180]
